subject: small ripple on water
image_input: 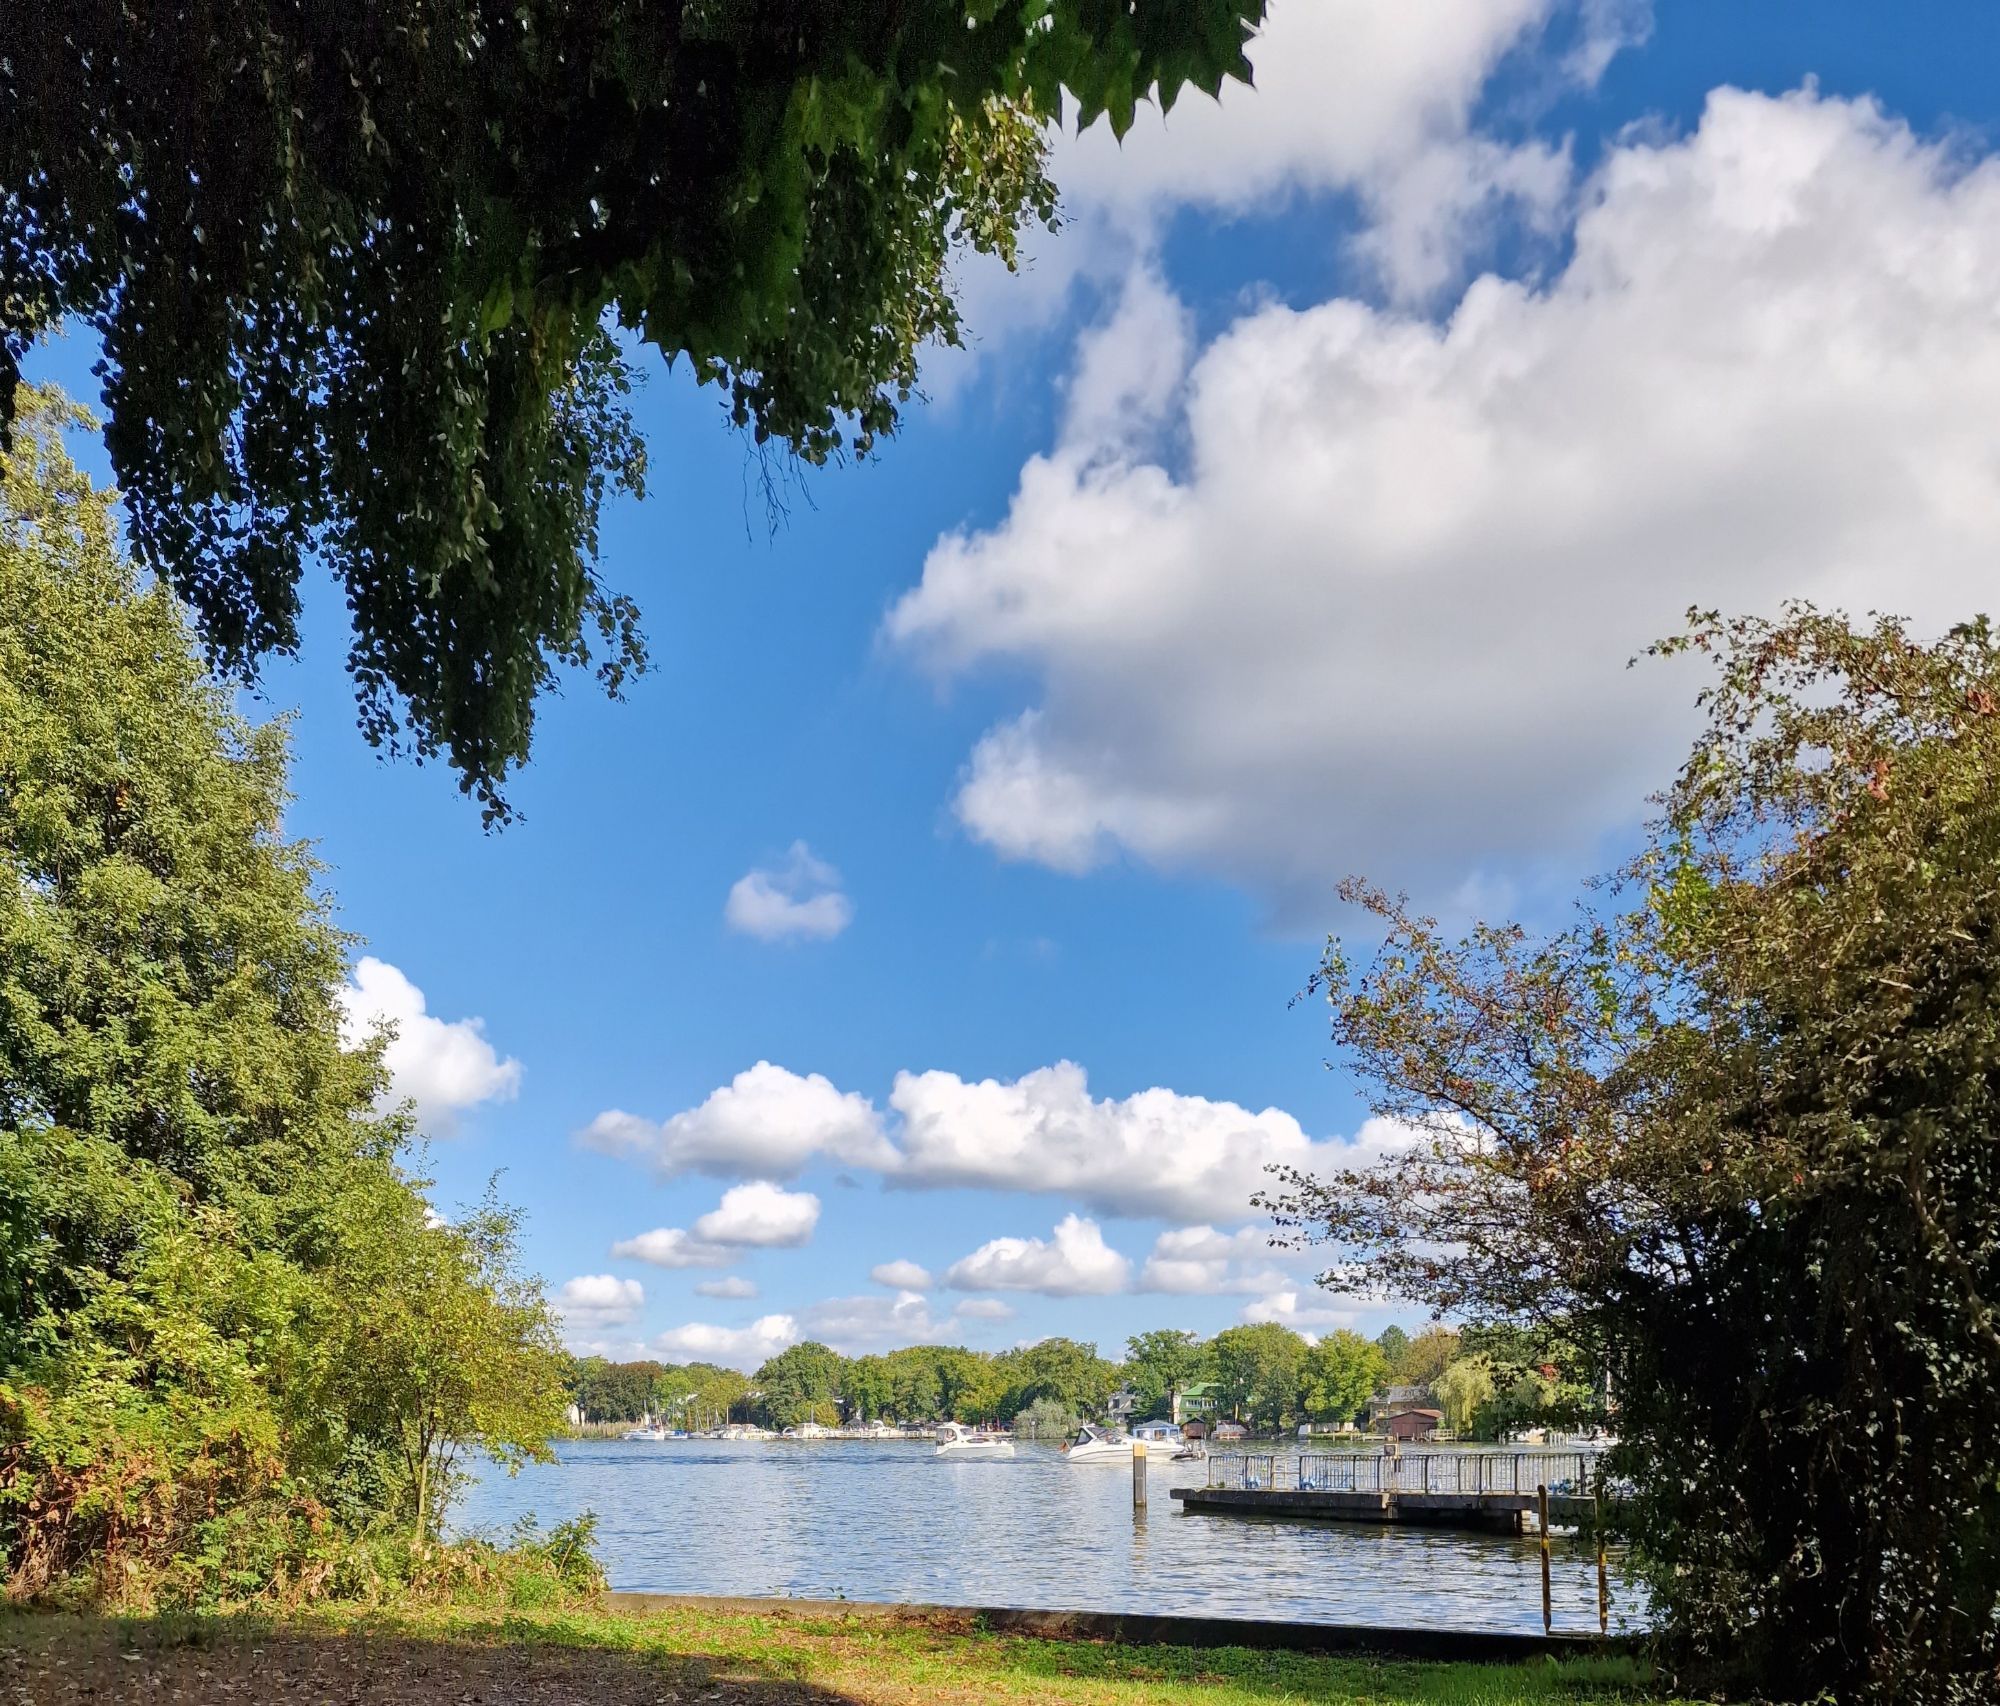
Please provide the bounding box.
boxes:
[454,1440,1641,1635]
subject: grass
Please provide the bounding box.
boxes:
[1,1598,1714,1705]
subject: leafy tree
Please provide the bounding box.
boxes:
[1209,1324,1306,1432]
[1432,1356,1496,1438]
[946,1350,1012,1424]
[1013,1396,1078,1440]
[994,1337,1114,1420]
[1373,1324,1410,1369]
[0,386,380,1364]
[753,1341,845,1430]
[1265,607,2000,1702]
[569,1358,673,1424]
[1123,1329,1209,1422]
[886,1346,945,1422]
[1478,1366,1567,1442]
[841,1354,893,1424]
[680,1363,750,1431]
[1388,1324,1460,1390]
[1298,1330,1385,1425]
[0,3,1266,819]
[318,1175,567,1540]
[1454,1323,1595,1439]
[0,388,567,1598]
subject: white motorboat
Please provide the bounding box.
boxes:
[624,1421,668,1441]
[934,1423,1016,1460]
[1062,1423,1142,1463]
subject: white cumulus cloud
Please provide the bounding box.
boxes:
[892,87,2000,919]
[869,1259,933,1292]
[609,1228,736,1270]
[555,1274,645,1335]
[1053,0,1608,301]
[942,0,1643,370]
[692,1181,821,1249]
[798,1290,950,1354]
[651,1290,1014,1368]
[889,1063,1416,1225]
[1241,1289,1364,1334]
[1138,1225,1292,1296]
[651,1314,801,1371]
[954,1298,1016,1322]
[339,957,521,1129]
[583,1062,1411,1226]
[695,1276,760,1301]
[724,842,854,942]
[577,1062,895,1180]
[942,1214,1133,1298]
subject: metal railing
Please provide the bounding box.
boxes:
[1204,1453,1285,1491]
[1208,1448,1607,1496]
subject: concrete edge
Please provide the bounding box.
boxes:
[601,1592,1637,1664]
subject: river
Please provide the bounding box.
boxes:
[453,1439,1639,1635]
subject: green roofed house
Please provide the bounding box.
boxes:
[1172,1383,1221,1427]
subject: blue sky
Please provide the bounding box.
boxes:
[30,0,2000,1368]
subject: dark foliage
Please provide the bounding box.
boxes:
[0,2,1263,819]
[1265,609,2000,1703]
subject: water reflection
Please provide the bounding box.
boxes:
[455,1439,1638,1635]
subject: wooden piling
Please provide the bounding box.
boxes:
[1537,1483,1552,1636]
[1133,1440,1148,1516]
[1594,1460,1610,1636]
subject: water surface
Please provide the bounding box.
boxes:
[456,1439,1637,1635]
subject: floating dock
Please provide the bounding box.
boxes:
[1171,1448,1621,1536]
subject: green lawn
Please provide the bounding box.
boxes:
[2,1600,1709,1705]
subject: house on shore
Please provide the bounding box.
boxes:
[1173,1383,1221,1427]
[1366,1384,1435,1429]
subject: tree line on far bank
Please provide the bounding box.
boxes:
[569,1317,1594,1440]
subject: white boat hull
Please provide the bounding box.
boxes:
[1064,1443,1139,1462]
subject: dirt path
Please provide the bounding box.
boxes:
[0,1623,843,1706]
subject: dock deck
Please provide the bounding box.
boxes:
[1171,1449,1620,1535]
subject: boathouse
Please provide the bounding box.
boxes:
[1383,1409,1443,1443]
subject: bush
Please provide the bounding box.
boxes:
[1012,1397,1077,1440]
[321,1513,604,1612]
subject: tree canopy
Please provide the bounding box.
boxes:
[1388,1324,1459,1388]
[1208,1323,1304,1431]
[1266,607,2000,1702]
[0,2,1265,820]
[1123,1329,1208,1420]
[1298,1330,1384,1425]
[752,1340,846,1430]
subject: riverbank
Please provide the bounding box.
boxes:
[2,1601,1697,1705]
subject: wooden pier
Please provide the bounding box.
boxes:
[1171,1449,1621,1536]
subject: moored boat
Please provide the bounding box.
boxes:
[934,1422,1016,1460]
